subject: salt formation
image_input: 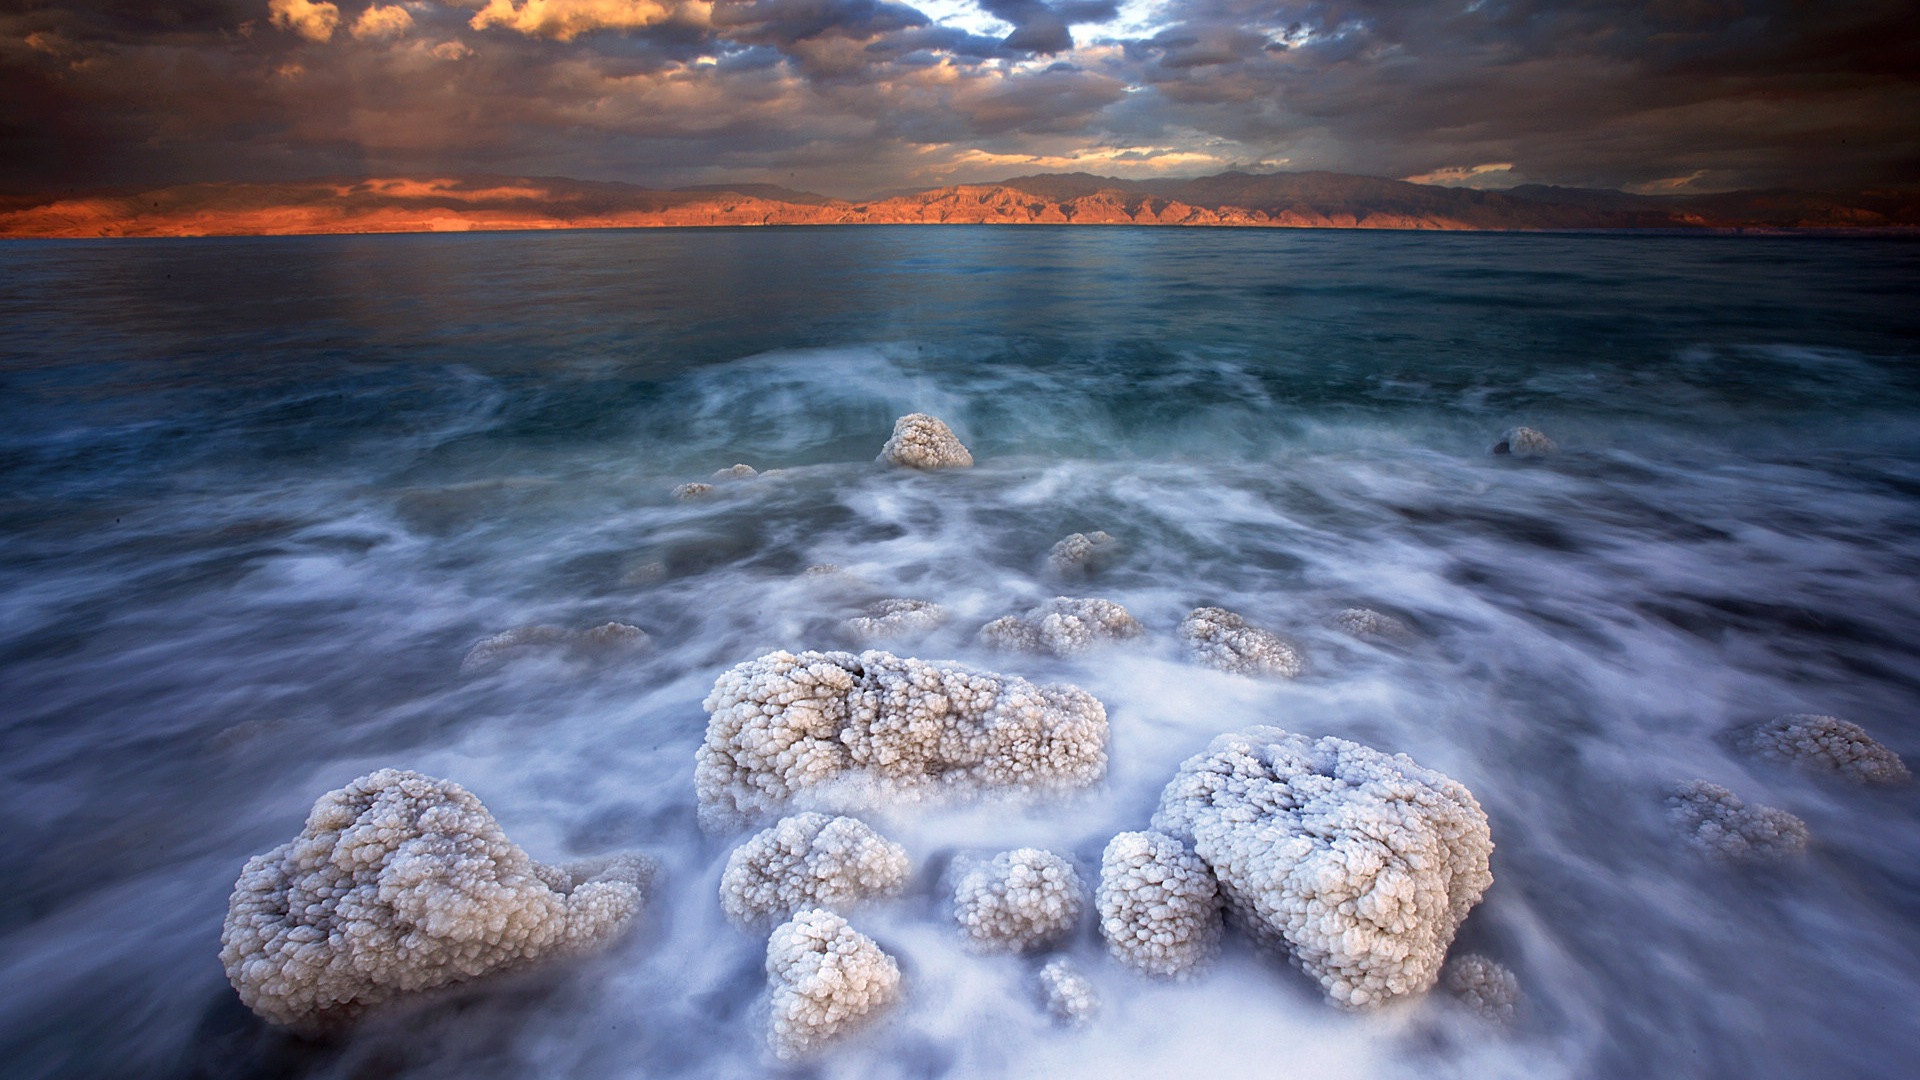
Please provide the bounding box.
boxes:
[712,464,758,480]
[1035,957,1099,1025]
[1096,830,1221,978]
[459,622,650,675]
[1152,728,1493,1009]
[1177,607,1304,677]
[878,413,973,469]
[1730,714,1909,785]
[1330,607,1412,643]
[1666,780,1809,862]
[979,597,1144,657]
[950,848,1086,954]
[672,481,714,500]
[1442,954,1520,1024]
[220,769,653,1032]
[720,813,910,927]
[843,598,948,644]
[765,909,901,1059]
[1491,426,1558,456]
[1047,531,1118,577]
[696,649,1109,826]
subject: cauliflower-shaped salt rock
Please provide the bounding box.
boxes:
[1666,779,1809,862]
[672,481,714,500]
[1096,830,1222,979]
[220,769,652,1032]
[696,649,1109,826]
[1729,714,1909,785]
[979,597,1145,657]
[1442,953,1519,1024]
[720,813,910,927]
[951,848,1086,954]
[1047,532,1118,577]
[1177,607,1303,678]
[460,622,650,675]
[1151,728,1493,1009]
[766,908,901,1059]
[843,598,948,644]
[1035,956,1099,1025]
[1491,427,1557,457]
[1329,607,1413,644]
[878,413,973,469]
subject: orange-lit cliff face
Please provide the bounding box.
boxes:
[4,173,1917,238]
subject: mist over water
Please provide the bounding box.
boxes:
[3,227,1918,1079]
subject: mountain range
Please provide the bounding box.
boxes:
[4,171,1916,238]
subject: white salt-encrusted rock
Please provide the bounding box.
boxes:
[1096,830,1221,979]
[766,909,901,1059]
[1152,728,1493,1009]
[1442,953,1519,1024]
[1035,956,1099,1026]
[1047,532,1118,577]
[672,481,714,500]
[951,848,1086,954]
[460,622,650,675]
[696,649,1109,826]
[1666,780,1809,862]
[843,599,948,644]
[220,769,652,1032]
[1177,607,1303,678]
[1730,714,1909,785]
[979,597,1145,657]
[713,464,758,480]
[1491,427,1557,457]
[1329,607,1412,644]
[720,813,910,927]
[878,413,973,469]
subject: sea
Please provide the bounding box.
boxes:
[2,225,1918,1079]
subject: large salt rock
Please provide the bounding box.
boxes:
[1666,779,1809,862]
[1178,607,1303,677]
[766,909,901,1059]
[220,769,652,1032]
[878,413,973,469]
[720,813,910,927]
[979,597,1144,657]
[950,848,1086,954]
[1096,830,1221,978]
[1729,714,1909,785]
[696,649,1108,826]
[1151,728,1493,1009]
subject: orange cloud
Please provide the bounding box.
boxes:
[268,0,342,42]
[466,0,697,41]
[351,4,417,40]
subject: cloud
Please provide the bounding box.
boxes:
[466,0,694,41]
[269,0,342,42]
[978,0,1118,54]
[1402,162,1517,189]
[351,4,416,39]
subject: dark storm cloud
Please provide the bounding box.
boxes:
[0,0,1914,195]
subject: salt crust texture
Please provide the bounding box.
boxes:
[1151,728,1493,1009]
[1442,953,1519,1024]
[720,813,910,927]
[696,649,1109,826]
[220,769,652,1031]
[459,622,649,675]
[1492,426,1558,456]
[979,596,1145,657]
[1035,956,1099,1025]
[1096,830,1222,978]
[1047,531,1118,577]
[766,908,901,1059]
[1666,780,1809,862]
[672,481,714,500]
[843,598,949,644]
[1731,714,1909,785]
[950,848,1086,954]
[878,413,973,469]
[1329,607,1412,643]
[1177,607,1304,678]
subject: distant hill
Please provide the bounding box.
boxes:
[3,170,1915,238]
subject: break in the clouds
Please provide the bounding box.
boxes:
[3,0,1915,195]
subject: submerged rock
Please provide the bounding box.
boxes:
[878,413,973,469]
[1047,531,1118,577]
[979,597,1144,657]
[766,909,901,1059]
[720,813,910,927]
[1491,427,1558,457]
[1442,954,1519,1024]
[1152,728,1493,1009]
[220,769,653,1032]
[1729,714,1909,785]
[1035,957,1099,1026]
[1666,779,1809,862]
[1329,607,1413,644]
[1178,607,1303,677]
[671,481,714,500]
[459,622,650,675]
[950,848,1086,955]
[843,598,948,644]
[712,463,759,480]
[1096,830,1221,979]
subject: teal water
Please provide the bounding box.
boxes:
[2,227,1918,1079]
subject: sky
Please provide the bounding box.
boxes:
[4,0,1917,197]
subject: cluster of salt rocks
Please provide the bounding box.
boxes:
[1177,606,1304,677]
[980,596,1145,657]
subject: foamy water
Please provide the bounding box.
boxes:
[2,229,1917,1079]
